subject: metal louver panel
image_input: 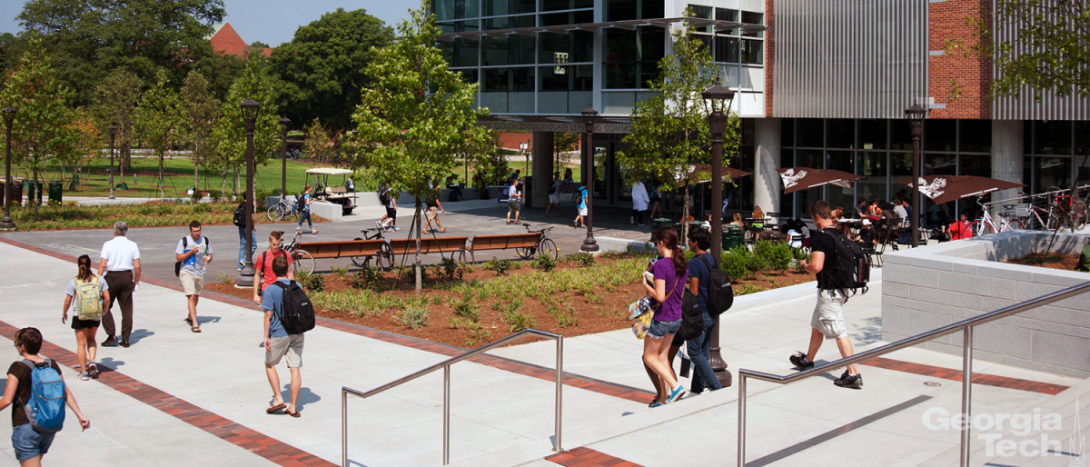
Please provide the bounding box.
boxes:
[772,0,928,118]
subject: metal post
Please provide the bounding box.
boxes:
[280,117,290,198]
[581,106,599,252]
[342,390,348,467]
[704,83,734,386]
[906,103,926,247]
[555,335,563,452]
[737,374,747,467]
[1,107,15,230]
[443,364,451,465]
[960,326,974,467]
[237,100,260,287]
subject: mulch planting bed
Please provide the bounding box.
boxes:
[1006,252,1085,271]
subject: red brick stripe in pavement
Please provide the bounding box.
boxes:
[859,356,1069,395]
[546,446,642,467]
[0,320,336,467]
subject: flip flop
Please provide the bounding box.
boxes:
[286,409,301,418]
[266,403,286,414]
[191,326,202,333]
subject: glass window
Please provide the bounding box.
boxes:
[826,119,854,149]
[603,27,664,89]
[797,118,822,147]
[539,30,593,63]
[728,146,754,212]
[924,119,956,152]
[741,40,762,64]
[483,15,535,30]
[1075,121,1088,157]
[741,118,755,146]
[782,118,794,147]
[890,152,913,182]
[482,35,535,66]
[795,149,823,215]
[436,0,479,20]
[689,5,713,33]
[541,10,594,25]
[780,150,794,216]
[606,0,636,20]
[1024,121,1032,154]
[483,0,535,16]
[539,64,592,90]
[542,0,593,10]
[740,11,763,38]
[856,152,888,208]
[1034,121,1073,155]
[924,154,957,176]
[857,119,887,150]
[456,69,479,84]
[642,0,664,19]
[891,119,912,151]
[959,120,991,153]
[959,154,990,177]
[482,66,535,91]
[441,38,479,67]
[1035,156,1072,190]
[716,8,739,35]
[714,36,739,63]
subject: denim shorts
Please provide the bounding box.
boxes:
[648,319,681,339]
[12,423,55,461]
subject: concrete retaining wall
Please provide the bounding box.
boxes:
[882,231,1090,378]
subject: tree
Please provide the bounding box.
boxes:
[178,70,221,194]
[618,12,739,243]
[249,41,270,49]
[349,0,490,294]
[553,132,579,176]
[16,0,226,107]
[303,118,340,166]
[93,69,142,178]
[210,53,281,199]
[135,69,181,199]
[272,8,394,131]
[67,108,101,187]
[0,36,77,216]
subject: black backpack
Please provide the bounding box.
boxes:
[548,179,557,195]
[232,202,245,227]
[696,255,734,315]
[174,236,210,277]
[296,194,307,211]
[379,189,390,205]
[677,287,704,341]
[573,189,584,206]
[820,228,870,295]
[272,281,315,334]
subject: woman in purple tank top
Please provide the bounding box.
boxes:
[641,227,689,406]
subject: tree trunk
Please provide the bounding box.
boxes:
[31,155,40,219]
[158,154,165,199]
[682,184,690,248]
[414,197,423,295]
[220,172,227,199]
[121,143,132,172]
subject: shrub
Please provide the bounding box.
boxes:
[395,305,429,329]
[349,264,381,290]
[483,257,513,276]
[464,321,491,347]
[217,272,232,285]
[574,252,596,268]
[744,249,767,280]
[763,241,794,275]
[721,248,748,280]
[505,310,536,332]
[329,264,350,278]
[299,272,324,292]
[439,257,465,280]
[451,296,480,321]
[533,252,557,272]
[737,283,763,295]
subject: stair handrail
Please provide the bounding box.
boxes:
[737,281,1090,467]
[341,328,563,466]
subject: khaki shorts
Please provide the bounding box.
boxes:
[508,199,521,213]
[811,289,847,340]
[426,206,439,220]
[179,271,204,296]
[266,334,305,368]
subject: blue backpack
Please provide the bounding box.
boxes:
[20,359,66,433]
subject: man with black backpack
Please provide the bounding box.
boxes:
[235,193,256,271]
[261,256,313,417]
[789,200,865,389]
[682,228,729,394]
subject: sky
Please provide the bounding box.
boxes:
[1,1,414,47]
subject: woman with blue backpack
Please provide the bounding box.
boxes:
[0,327,91,465]
[62,255,110,381]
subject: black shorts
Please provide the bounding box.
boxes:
[71,317,100,330]
[385,207,397,219]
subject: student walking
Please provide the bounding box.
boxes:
[789,200,863,389]
[642,227,689,406]
[648,182,662,219]
[574,182,589,228]
[253,231,295,305]
[262,256,305,417]
[235,193,257,270]
[684,228,723,394]
[631,180,650,226]
[97,221,140,348]
[379,183,398,228]
[62,255,109,381]
[0,328,91,466]
[296,185,319,235]
[506,178,522,224]
[425,184,447,233]
[176,221,212,333]
[545,172,564,217]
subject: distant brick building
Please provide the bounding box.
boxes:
[208,22,271,58]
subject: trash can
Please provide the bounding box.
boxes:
[722,228,746,250]
[23,180,42,206]
[650,218,673,233]
[688,221,708,232]
[47,180,63,204]
[4,179,22,206]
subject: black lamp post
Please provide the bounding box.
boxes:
[906,102,928,248]
[702,79,736,388]
[279,117,290,198]
[1,107,15,230]
[580,105,599,253]
[237,98,261,288]
[108,125,117,200]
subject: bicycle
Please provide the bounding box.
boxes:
[280,231,315,274]
[1045,186,1087,231]
[969,196,1026,235]
[352,222,397,269]
[267,194,301,222]
[515,223,559,260]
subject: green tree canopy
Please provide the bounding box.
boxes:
[135,68,181,198]
[272,8,393,131]
[210,53,281,196]
[93,68,143,174]
[16,0,226,106]
[178,70,221,192]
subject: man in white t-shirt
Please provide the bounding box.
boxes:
[97,221,141,348]
[505,179,522,224]
[892,199,909,220]
[175,220,212,333]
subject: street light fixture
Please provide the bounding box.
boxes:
[580,104,599,253]
[108,125,117,200]
[279,117,291,198]
[1,107,16,230]
[237,98,261,288]
[905,102,928,248]
[701,79,736,389]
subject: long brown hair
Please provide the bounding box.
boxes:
[77,254,93,282]
[653,226,686,275]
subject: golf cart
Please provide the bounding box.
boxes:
[304,168,357,215]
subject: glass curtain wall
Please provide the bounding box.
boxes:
[1024,120,1090,194]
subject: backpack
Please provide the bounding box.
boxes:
[175,236,210,277]
[548,179,557,195]
[820,228,871,295]
[20,359,65,433]
[696,255,734,315]
[73,276,104,321]
[379,189,390,206]
[272,281,315,334]
[296,194,307,212]
[573,189,584,206]
[232,202,245,227]
[677,288,704,341]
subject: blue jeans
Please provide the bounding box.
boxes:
[237,226,256,267]
[298,210,313,229]
[688,308,722,393]
[12,423,55,461]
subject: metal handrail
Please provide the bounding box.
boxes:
[341,329,564,466]
[982,184,1090,207]
[737,281,1090,467]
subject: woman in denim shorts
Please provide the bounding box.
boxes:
[641,227,689,406]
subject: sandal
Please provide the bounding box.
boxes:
[286,409,301,418]
[439,227,447,233]
[191,326,201,333]
[266,403,286,414]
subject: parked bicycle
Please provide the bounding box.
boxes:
[515,223,559,260]
[267,193,301,222]
[281,231,315,274]
[352,222,397,269]
[1045,186,1087,231]
[970,196,1026,235]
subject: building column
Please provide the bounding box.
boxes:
[992,120,1024,202]
[532,131,554,208]
[754,118,782,220]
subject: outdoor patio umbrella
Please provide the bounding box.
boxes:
[686,163,752,184]
[895,175,1025,204]
[776,167,864,194]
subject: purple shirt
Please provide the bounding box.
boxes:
[652,257,687,322]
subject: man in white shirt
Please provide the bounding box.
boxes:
[175,221,212,333]
[631,181,650,226]
[505,178,522,224]
[892,199,909,220]
[97,221,141,348]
